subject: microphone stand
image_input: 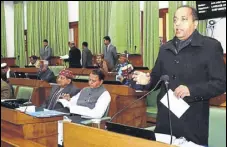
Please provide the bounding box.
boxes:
[164,80,173,145]
[108,80,162,123]
[18,55,20,67]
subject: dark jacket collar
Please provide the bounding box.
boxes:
[162,30,204,51]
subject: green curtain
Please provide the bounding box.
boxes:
[1,2,7,57]
[143,1,159,69]
[14,2,26,67]
[79,1,112,55]
[108,1,140,54]
[168,1,183,40]
[27,1,69,58]
[187,1,207,35]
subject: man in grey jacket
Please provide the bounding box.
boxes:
[41,69,80,110]
[40,39,52,64]
[82,42,93,68]
[103,36,118,71]
[37,60,55,83]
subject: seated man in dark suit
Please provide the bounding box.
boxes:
[41,69,80,110]
[37,60,55,82]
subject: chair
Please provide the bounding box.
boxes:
[15,86,34,100]
[80,104,111,128]
[49,66,66,76]
[208,106,226,147]
[146,89,160,123]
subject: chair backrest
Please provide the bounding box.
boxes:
[16,86,34,100]
[208,106,226,147]
[49,66,66,76]
[103,104,110,117]
[146,88,160,107]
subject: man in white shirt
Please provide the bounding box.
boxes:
[1,63,16,80]
[61,69,111,123]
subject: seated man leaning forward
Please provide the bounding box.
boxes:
[57,69,111,123]
[40,69,80,110]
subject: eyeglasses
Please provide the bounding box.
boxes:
[88,78,99,83]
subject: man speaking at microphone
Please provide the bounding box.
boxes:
[132,6,226,146]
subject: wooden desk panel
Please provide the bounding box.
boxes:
[10,68,38,73]
[64,122,174,147]
[1,132,45,147]
[1,107,62,147]
[128,54,143,66]
[50,56,63,66]
[210,93,226,107]
[1,57,16,66]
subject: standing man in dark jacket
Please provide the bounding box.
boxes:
[69,42,81,68]
[132,6,226,146]
[82,42,93,68]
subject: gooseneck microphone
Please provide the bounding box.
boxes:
[108,75,168,123]
[161,75,173,145]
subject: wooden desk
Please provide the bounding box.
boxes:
[128,54,143,66]
[73,81,147,127]
[1,57,16,66]
[10,68,39,73]
[50,56,63,66]
[63,122,174,147]
[1,107,63,147]
[67,68,117,81]
[2,132,45,147]
[8,78,51,106]
[210,93,226,107]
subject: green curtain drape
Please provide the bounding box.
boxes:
[14,2,25,67]
[108,1,140,54]
[79,1,112,55]
[1,2,7,57]
[27,1,69,58]
[187,1,207,35]
[143,1,159,69]
[168,1,183,40]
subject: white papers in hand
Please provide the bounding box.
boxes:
[160,89,190,118]
[60,54,69,59]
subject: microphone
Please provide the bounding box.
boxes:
[124,50,129,60]
[160,75,169,85]
[134,46,137,52]
[161,75,173,145]
[18,54,20,66]
[24,95,33,113]
[108,75,168,123]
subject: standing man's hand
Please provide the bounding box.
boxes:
[174,85,190,98]
[132,71,150,85]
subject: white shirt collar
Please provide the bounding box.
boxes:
[6,68,10,79]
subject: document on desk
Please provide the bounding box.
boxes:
[160,89,190,118]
